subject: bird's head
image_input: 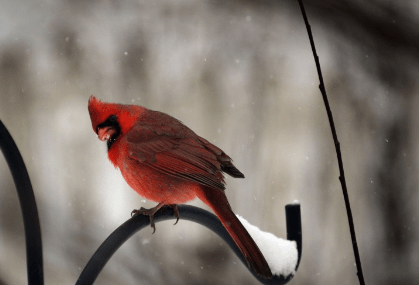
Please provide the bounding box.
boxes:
[88,95,144,149]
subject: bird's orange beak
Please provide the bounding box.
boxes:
[97,126,117,142]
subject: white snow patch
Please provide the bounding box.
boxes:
[237,215,298,276]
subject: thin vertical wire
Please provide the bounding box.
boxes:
[295,1,366,284]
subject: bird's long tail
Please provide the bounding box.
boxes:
[197,187,272,279]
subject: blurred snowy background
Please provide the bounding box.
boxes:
[1,0,418,284]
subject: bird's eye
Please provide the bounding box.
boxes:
[109,115,117,122]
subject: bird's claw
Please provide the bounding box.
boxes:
[131,204,180,234]
[171,204,180,225]
[132,207,157,234]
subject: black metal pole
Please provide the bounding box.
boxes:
[285,204,302,271]
[0,120,44,285]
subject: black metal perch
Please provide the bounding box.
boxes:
[0,119,302,285]
[76,204,302,285]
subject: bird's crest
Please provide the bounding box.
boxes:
[88,95,146,135]
[88,95,122,133]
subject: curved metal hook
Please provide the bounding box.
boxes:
[76,204,302,285]
[0,119,302,285]
[0,120,44,285]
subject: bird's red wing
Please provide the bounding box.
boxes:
[125,123,226,190]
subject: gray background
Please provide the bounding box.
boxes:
[0,0,418,284]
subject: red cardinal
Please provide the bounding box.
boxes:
[88,95,272,279]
